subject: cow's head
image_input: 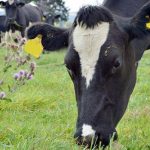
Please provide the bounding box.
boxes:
[45,14,61,25]
[0,0,25,24]
[64,4,150,147]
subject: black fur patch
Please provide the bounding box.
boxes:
[73,5,113,28]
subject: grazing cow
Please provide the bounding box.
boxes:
[0,0,43,37]
[45,14,61,25]
[27,0,150,148]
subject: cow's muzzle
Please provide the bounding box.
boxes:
[74,128,118,148]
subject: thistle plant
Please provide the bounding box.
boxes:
[0,38,36,101]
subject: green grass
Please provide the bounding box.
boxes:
[0,49,150,150]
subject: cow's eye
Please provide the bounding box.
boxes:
[111,58,121,74]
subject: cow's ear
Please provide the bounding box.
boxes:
[0,1,6,7]
[17,2,25,7]
[126,2,150,40]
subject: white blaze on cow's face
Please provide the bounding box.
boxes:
[8,0,14,5]
[73,22,109,87]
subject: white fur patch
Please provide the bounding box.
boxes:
[8,0,14,5]
[29,2,37,7]
[73,23,109,87]
[0,8,6,16]
[82,124,96,137]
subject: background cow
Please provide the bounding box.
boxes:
[27,0,150,148]
[0,8,7,43]
[0,0,43,37]
[45,14,61,25]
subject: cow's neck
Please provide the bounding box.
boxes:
[103,0,148,17]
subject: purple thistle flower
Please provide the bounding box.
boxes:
[19,70,25,76]
[0,92,6,99]
[13,73,20,80]
[27,74,33,80]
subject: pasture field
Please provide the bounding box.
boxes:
[0,48,150,150]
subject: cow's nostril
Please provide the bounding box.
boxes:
[74,129,96,148]
[75,135,97,148]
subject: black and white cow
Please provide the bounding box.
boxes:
[45,14,61,25]
[27,0,150,148]
[0,0,43,37]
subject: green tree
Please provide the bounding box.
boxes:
[26,0,69,21]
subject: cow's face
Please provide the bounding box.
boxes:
[0,0,25,24]
[46,14,61,25]
[65,5,149,147]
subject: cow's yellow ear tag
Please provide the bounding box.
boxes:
[145,16,150,29]
[146,22,150,29]
[24,35,43,58]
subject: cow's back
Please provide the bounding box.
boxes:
[16,4,43,27]
[24,4,43,22]
[103,0,149,17]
